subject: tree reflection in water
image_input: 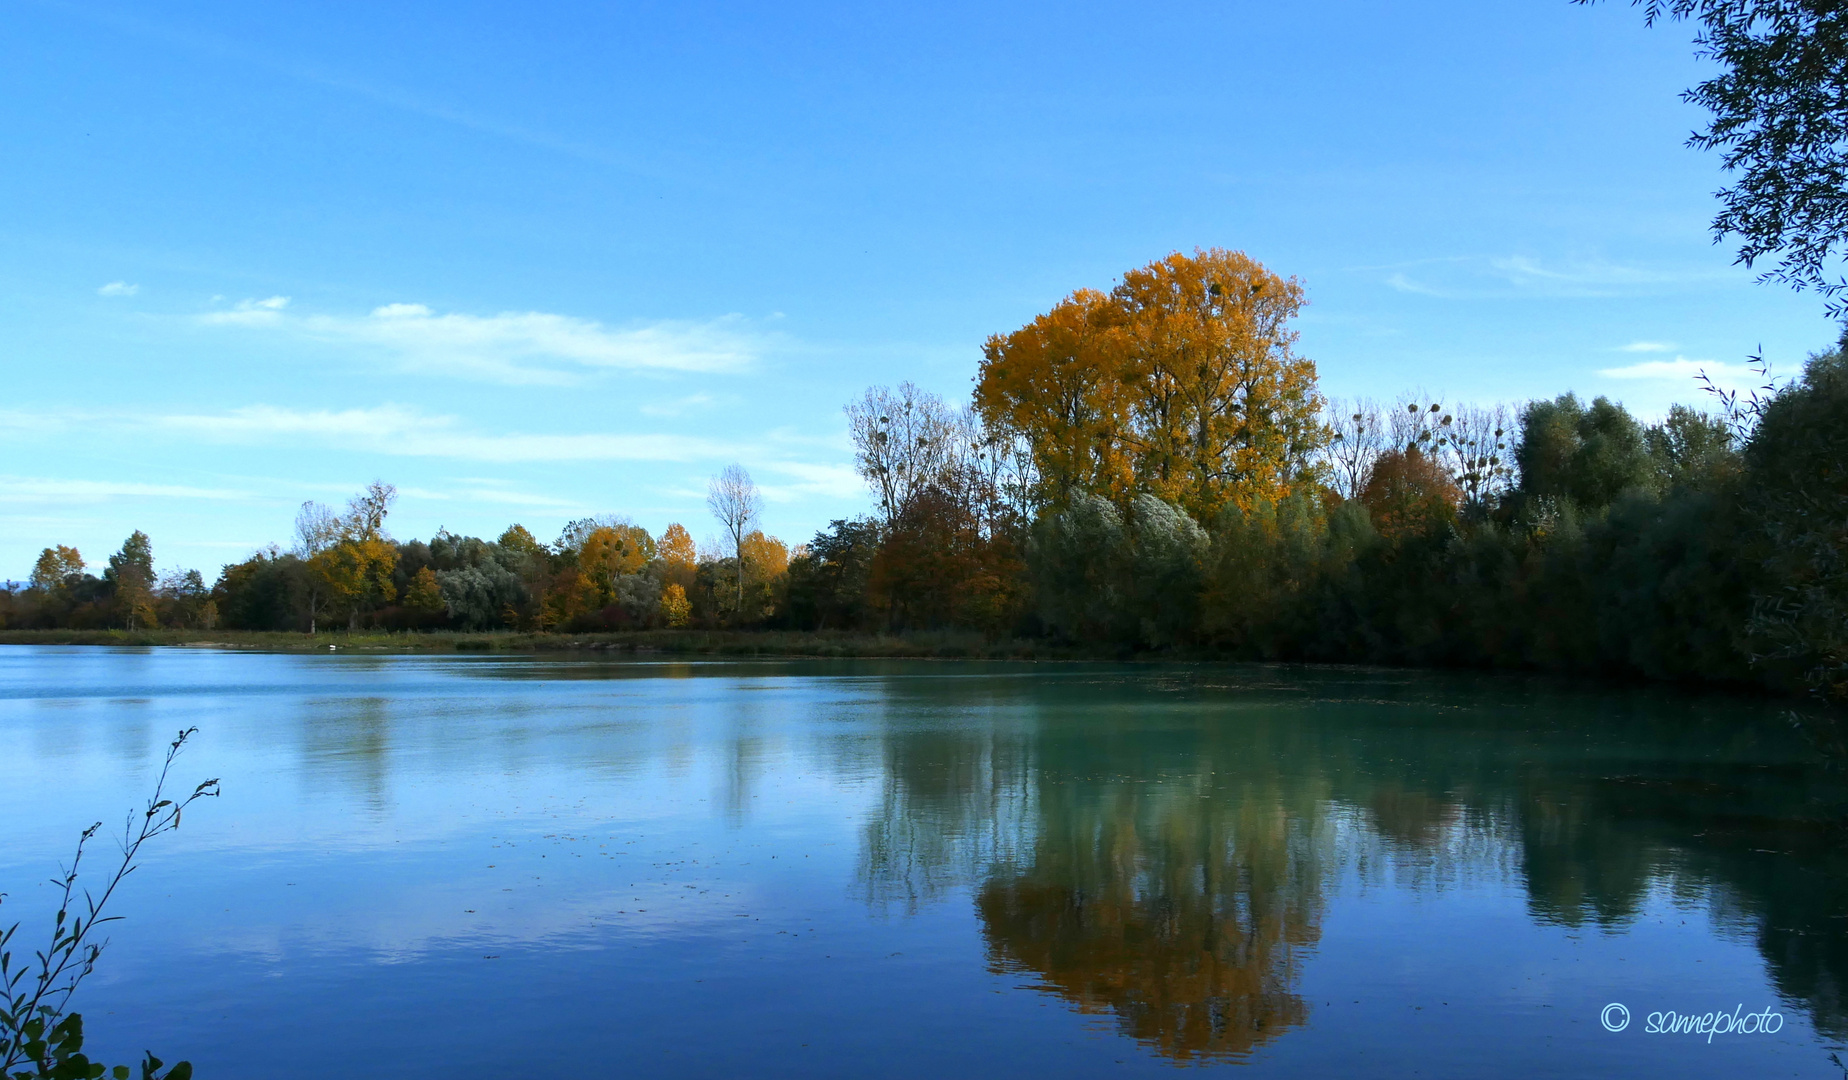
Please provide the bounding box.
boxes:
[853,671,1848,1059]
[976,778,1327,1061]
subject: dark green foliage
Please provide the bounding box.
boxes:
[1202,491,1335,656]
[436,564,524,630]
[784,519,879,630]
[1513,394,1657,513]
[1646,404,1739,492]
[691,558,740,624]
[5,1013,189,1080]
[1029,495,1132,642]
[1740,345,1848,698]
[426,531,530,630]
[101,533,153,598]
[1029,494,1207,647]
[1124,495,1209,646]
[1533,489,1752,682]
[1015,386,1763,694]
[213,550,307,631]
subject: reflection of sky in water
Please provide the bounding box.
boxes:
[0,646,1842,1078]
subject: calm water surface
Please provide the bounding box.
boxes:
[2,646,1845,1078]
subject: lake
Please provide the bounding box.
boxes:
[1,646,1844,1078]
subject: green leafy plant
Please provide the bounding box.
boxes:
[1,728,218,1080]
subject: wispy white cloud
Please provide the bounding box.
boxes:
[1383,271,1450,298]
[1617,341,1676,353]
[0,406,862,488]
[199,295,291,326]
[1377,256,1735,300]
[755,460,864,502]
[640,393,720,418]
[153,404,734,463]
[764,425,856,454]
[1597,356,1763,391]
[0,476,250,504]
[455,488,585,509]
[1599,358,1708,379]
[97,281,139,297]
[198,299,761,384]
[398,481,585,510]
[0,409,78,436]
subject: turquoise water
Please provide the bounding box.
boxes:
[1,646,1844,1078]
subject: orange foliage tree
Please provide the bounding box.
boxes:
[869,486,1026,634]
[977,248,1327,519]
[656,523,698,593]
[1358,449,1461,541]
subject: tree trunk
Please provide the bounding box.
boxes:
[734,526,745,615]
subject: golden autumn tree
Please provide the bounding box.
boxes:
[309,538,398,631]
[540,517,654,625]
[737,530,790,621]
[974,288,1131,507]
[29,546,84,593]
[577,524,653,608]
[656,522,698,593]
[738,530,788,580]
[307,481,400,631]
[977,249,1328,519]
[659,583,691,627]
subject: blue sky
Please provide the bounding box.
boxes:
[1,0,1837,579]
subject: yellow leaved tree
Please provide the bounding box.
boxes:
[577,524,653,609]
[656,523,698,594]
[977,249,1328,519]
[974,287,1132,507]
[659,583,691,627]
[305,482,400,631]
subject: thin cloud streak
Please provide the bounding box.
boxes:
[156,405,737,463]
[0,476,251,503]
[1378,256,1738,300]
[399,483,587,510]
[199,295,291,326]
[754,460,864,501]
[0,406,856,479]
[32,0,699,186]
[198,300,762,384]
[1597,356,1762,392]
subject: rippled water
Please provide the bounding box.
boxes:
[2,646,1844,1078]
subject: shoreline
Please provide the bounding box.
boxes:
[0,628,1800,704]
[0,627,1102,660]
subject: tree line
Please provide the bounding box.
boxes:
[4,248,1843,703]
[2,475,793,637]
[805,247,1846,704]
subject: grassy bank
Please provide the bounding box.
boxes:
[0,627,1107,660]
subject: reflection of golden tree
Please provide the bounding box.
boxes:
[977,785,1324,1062]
